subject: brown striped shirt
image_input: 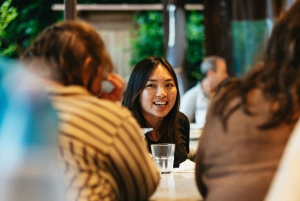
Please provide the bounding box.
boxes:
[47,85,160,201]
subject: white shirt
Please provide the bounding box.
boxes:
[180,82,210,123]
[264,118,300,201]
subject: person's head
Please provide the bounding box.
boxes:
[214,0,300,130]
[122,56,181,142]
[22,21,114,96]
[201,56,228,92]
[0,58,65,201]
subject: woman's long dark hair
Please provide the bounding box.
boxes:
[122,56,182,144]
[214,1,300,130]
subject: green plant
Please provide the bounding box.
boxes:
[1,0,62,58]
[130,11,205,88]
[186,11,205,87]
[0,0,18,57]
[130,11,165,66]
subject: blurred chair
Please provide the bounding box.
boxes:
[0,58,65,201]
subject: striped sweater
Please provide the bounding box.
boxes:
[47,85,159,201]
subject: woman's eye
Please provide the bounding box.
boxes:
[166,83,174,87]
[146,84,156,88]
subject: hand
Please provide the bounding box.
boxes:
[100,73,125,102]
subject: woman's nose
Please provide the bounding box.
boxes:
[156,86,167,97]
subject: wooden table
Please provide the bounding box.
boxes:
[150,171,203,201]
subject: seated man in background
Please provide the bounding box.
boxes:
[0,58,64,201]
[21,21,159,201]
[179,56,228,123]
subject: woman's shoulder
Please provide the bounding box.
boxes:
[210,78,243,111]
[178,111,190,130]
[213,79,268,115]
[75,95,135,121]
[178,111,189,122]
[98,100,134,117]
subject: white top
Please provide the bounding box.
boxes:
[180,82,210,123]
[264,118,300,201]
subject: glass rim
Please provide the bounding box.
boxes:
[150,143,175,147]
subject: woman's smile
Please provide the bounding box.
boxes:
[153,101,168,106]
[140,64,177,122]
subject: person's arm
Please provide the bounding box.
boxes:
[108,113,160,201]
[195,92,215,199]
[195,147,207,198]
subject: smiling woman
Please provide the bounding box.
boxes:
[122,56,190,167]
[139,64,177,122]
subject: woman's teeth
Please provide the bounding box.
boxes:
[154,101,167,106]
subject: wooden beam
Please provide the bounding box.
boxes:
[52,4,204,11]
[64,0,77,20]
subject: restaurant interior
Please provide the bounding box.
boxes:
[1,0,300,200]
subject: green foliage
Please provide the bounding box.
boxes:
[186,11,205,87]
[0,0,18,57]
[130,11,165,66]
[130,11,205,88]
[1,0,62,58]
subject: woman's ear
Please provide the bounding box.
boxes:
[82,57,92,87]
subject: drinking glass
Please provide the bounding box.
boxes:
[151,143,175,174]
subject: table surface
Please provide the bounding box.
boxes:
[149,135,202,201]
[150,171,203,201]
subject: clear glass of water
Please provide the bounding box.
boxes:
[151,143,175,174]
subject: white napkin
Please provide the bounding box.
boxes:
[173,159,195,173]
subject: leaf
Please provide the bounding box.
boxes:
[0,0,18,56]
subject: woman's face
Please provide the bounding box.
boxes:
[139,64,177,124]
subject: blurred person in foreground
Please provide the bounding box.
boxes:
[195,1,300,200]
[179,56,228,123]
[264,2,300,201]
[0,58,64,201]
[122,56,191,167]
[22,21,159,201]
